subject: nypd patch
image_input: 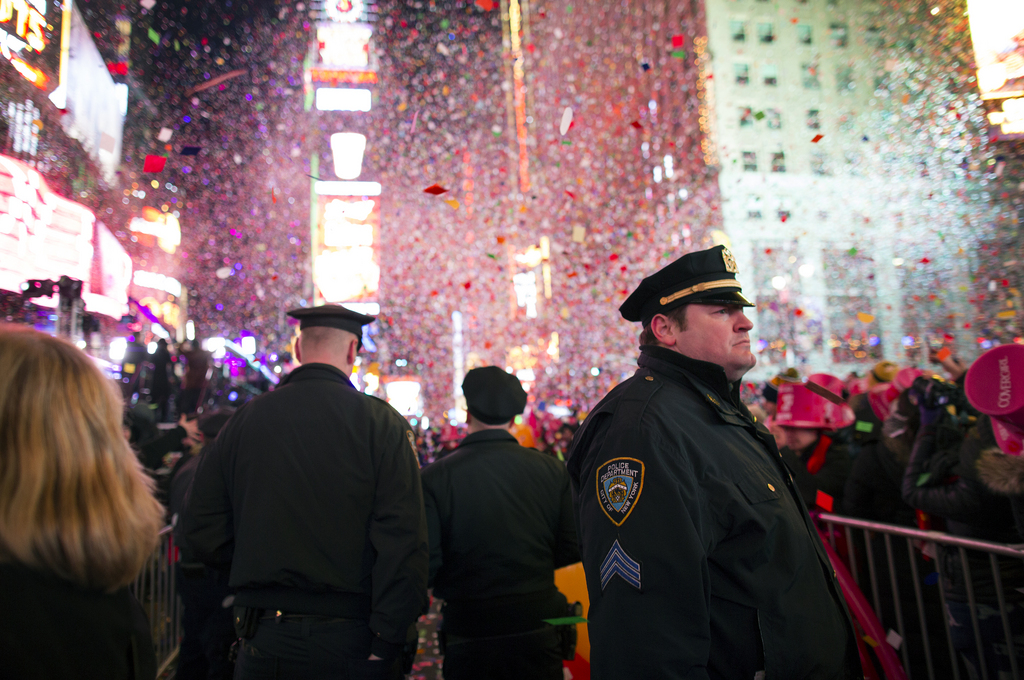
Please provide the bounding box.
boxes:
[600,539,642,591]
[596,457,645,526]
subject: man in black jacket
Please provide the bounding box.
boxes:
[182,304,428,680]
[567,246,861,679]
[421,366,579,680]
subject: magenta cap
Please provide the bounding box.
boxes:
[965,344,1024,429]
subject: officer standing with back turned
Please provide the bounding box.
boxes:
[182,304,428,680]
[421,366,580,680]
[567,246,861,679]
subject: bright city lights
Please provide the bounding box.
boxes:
[316,88,372,112]
[109,338,127,362]
[314,181,381,196]
[330,132,367,180]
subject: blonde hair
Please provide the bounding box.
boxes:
[0,325,164,591]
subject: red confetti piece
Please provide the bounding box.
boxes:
[780,214,788,222]
[811,134,824,143]
[496,236,506,244]
[475,0,494,9]
[143,155,167,173]
[816,490,834,512]
[463,281,471,290]
[794,308,804,316]
[423,183,449,195]
[936,347,952,361]
[964,323,972,329]
[671,35,684,48]
[565,190,576,199]
[609,253,619,261]
[920,257,931,264]
[271,189,276,204]
[567,272,578,278]
[1003,279,1010,286]
[430,290,439,296]
[630,121,643,130]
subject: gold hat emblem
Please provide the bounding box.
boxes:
[722,248,739,274]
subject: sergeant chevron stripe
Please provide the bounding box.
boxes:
[600,539,642,591]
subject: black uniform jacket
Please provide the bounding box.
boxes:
[421,429,579,635]
[567,346,860,680]
[780,436,851,510]
[181,363,428,658]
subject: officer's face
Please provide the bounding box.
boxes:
[666,304,756,381]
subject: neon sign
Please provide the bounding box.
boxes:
[0,0,64,90]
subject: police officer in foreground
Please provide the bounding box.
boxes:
[421,367,579,680]
[567,246,861,679]
[182,304,428,680]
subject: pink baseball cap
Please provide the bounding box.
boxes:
[965,344,1024,456]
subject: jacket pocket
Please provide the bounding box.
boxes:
[735,470,783,504]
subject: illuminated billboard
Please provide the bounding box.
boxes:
[0,0,66,90]
[968,0,1024,138]
[0,154,129,318]
[313,195,380,303]
[968,0,1024,101]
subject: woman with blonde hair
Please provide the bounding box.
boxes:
[0,325,165,679]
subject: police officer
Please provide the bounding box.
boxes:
[567,246,861,679]
[181,304,428,680]
[421,367,579,680]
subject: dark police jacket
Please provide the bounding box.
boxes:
[181,363,428,658]
[421,429,580,636]
[567,346,861,680]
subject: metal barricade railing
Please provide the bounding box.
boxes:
[817,512,1024,680]
[130,526,181,676]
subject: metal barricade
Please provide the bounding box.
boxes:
[817,513,1024,680]
[130,525,182,676]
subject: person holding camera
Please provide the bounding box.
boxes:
[901,351,1024,677]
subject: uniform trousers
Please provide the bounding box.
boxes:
[175,564,235,680]
[233,616,400,680]
[442,626,563,680]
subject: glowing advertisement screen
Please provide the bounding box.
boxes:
[968,0,1024,138]
[313,195,380,304]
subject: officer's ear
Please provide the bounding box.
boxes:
[294,336,304,365]
[651,313,681,348]
[346,335,358,367]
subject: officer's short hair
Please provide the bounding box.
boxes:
[639,304,689,346]
[300,325,358,350]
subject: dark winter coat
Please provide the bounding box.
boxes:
[421,429,579,636]
[975,416,1024,543]
[0,562,156,680]
[901,418,1024,603]
[842,437,918,526]
[567,346,861,680]
[181,363,429,659]
[780,435,851,510]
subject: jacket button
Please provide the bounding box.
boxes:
[767,484,776,492]
[645,376,654,381]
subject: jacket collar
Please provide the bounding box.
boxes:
[281,363,354,388]
[637,345,740,407]
[456,429,519,449]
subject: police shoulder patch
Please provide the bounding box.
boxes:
[596,457,645,526]
[600,539,642,591]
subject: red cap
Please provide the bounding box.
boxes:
[777,378,855,430]
[965,344,1024,455]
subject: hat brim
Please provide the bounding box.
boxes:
[686,289,755,307]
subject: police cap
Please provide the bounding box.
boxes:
[619,245,753,326]
[286,304,375,338]
[462,366,528,425]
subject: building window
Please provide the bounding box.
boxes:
[802,63,821,89]
[771,152,786,172]
[837,66,854,91]
[829,23,848,48]
[748,195,763,218]
[762,64,778,85]
[866,25,883,48]
[797,24,812,44]
[735,63,750,85]
[766,109,781,129]
[758,23,775,43]
[731,20,746,42]
[740,107,755,127]
[811,152,828,175]
[743,152,758,171]
[807,109,821,129]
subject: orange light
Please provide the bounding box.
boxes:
[9,57,48,89]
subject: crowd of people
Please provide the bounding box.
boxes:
[5,243,1024,680]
